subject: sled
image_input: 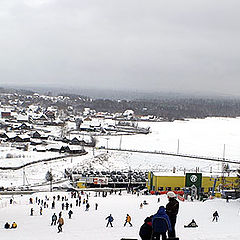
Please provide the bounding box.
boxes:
[184,225,198,228]
[177,195,185,201]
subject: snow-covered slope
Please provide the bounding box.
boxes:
[0,191,239,240]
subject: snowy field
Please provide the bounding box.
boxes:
[0,191,240,240]
[97,117,240,160]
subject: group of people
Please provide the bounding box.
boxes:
[139,191,179,240]
[105,214,133,227]
[4,222,17,229]
[27,192,93,233]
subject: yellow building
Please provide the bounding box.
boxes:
[147,172,238,193]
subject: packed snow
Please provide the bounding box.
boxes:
[0,191,240,240]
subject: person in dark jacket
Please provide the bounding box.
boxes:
[152,206,172,240]
[106,214,114,227]
[139,217,152,240]
[212,211,219,222]
[166,191,179,238]
[4,222,10,229]
[51,213,57,226]
[184,219,198,228]
[68,210,73,219]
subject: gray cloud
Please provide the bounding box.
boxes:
[0,0,240,95]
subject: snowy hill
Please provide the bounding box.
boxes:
[0,191,240,240]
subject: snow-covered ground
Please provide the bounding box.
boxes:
[0,191,239,240]
[97,117,240,160]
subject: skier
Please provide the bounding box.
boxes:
[139,217,152,240]
[30,208,34,216]
[166,191,179,238]
[140,203,143,209]
[51,213,57,226]
[106,214,114,227]
[62,203,65,211]
[57,216,64,233]
[68,210,73,219]
[51,201,55,209]
[212,211,219,222]
[124,214,133,227]
[95,203,98,210]
[152,206,172,240]
[184,219,198,228]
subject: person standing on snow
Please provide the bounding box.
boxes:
[139,217,152,240]
[212,211,219,222]
[57,216,64,233]
[166,191,179,238]
[106,214,114,227]
[152,206,172,240]
[40,207,43,216]
[51,213,57,226]
[30,208,34,216]
[68,210,73,219]
[85,203,90,211]
[124,214,133,227]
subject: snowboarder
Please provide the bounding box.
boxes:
[68,210,73,219]
[166,191,179,238]
[57,216,64,233]
[30,208,34,216]
[51,213,57,226]
[139,217,152,240]
[152,206,172,240]
[124,214,133,227]
[106,214,114,227]
[212,211,219,222]
[184,219,198,228]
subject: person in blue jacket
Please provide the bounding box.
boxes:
[105,214,114,227]
[152,206,172,240]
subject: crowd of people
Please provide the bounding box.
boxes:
[3,188,220,239]
[139,191,179,240]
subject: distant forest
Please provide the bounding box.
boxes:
[1,87,240,120]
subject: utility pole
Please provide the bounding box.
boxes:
[106,137,109,153]
[50,168,53,192]
[23,167,25,186]
[222,144,226,187]
[177,139,180,154]
[119,135,122,150]
[92,147,95,157]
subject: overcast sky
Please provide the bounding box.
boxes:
[1,0,240,96]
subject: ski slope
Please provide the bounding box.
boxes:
[0,191,239,240]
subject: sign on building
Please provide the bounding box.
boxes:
[185,173,202,188]
[93,177,108,185]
